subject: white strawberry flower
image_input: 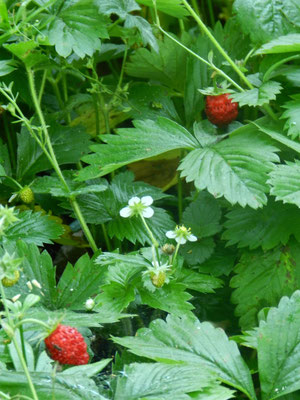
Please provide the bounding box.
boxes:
[166,225,197,244]
[120,196,154,218]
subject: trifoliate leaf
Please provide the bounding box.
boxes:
[179,124,279,209]
[230,243,300,329]
[77,117,198,181]
[268,160,300,207]
[124,15,158,52]
[280,94,300,139]
[46,0,109,58]
[113,314,257,400]
[176,268,223,293]
[229,81,282,107]
[222,199,300,250]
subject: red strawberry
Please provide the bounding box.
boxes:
[44,324,89,365]
[205,94,238,125]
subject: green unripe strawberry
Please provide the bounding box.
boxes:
[2,270,20,287]
[19,186,34,204]
[150,271,166,288]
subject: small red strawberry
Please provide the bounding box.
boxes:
[44,324,89,365]
[205,94,238,126]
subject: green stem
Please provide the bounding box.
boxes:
[61,72,71,124]
[38,69,48,105]
[207,0,215,26]
[190,0,201,16]
[19,325,27,365]
[3,113,16,170]
[177,172,183,223]
[26,67,98,253]
[158,26,244,92]
[49,77,64,110]
[3,176,22,190]
[101,223,112,251]
[0,282,38,400]
[182,0,253,89]
[140,214,160,263]
[15,318,50,330]
[92,94,101,137]
[172,242,181,266]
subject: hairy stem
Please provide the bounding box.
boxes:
[26,67,98,252]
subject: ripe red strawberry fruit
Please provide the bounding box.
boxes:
[205,94,238,125]
[44,324,89,365]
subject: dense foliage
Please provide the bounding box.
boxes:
[1,0,300,398]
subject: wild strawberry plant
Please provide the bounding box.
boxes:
[0,0,300,399]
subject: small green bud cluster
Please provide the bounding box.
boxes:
[0,205,19,236]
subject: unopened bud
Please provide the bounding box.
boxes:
[162,243,175,255]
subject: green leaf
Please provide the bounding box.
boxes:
[234,0,300,44]
[113,314,257,399]
[189,385,235,400]
[55,253,105,309]
[258,291,300,399]
[253,118,300,155]
[230,244,300,329]
[223,199,300,250]
[280,94,300,139]
[16,124,92,180]
[4,41,51,69]
[268,160,300,207]
[0,370,105,399]
[46,0,109,58]
[5,210,64,246]
[0,59,16,76]
[229,81,282,107]
[75,171,174,245]
[179,124,279,209]
[125,35,188,92]
[139,283,194,316]
[136,0,189,18]
[95,0,140,19]
[0,139,11,177]
[256,33,300,54]
[198,243,236,277]
[124,14,158,51]
[127,83,180,121]
[180,238,216,265]
[176,267,223,293]
[78,117,197,180]
[182,191,222,238]
[114,362,220,400]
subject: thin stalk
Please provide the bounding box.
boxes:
[26,67,98,252]
[15,318,50,330]
[179,18,185,34]
[101,223,112,251]
[207,0,215,26]
[177,172,183,223]
[19,325,27,365]
[49,77,64,110]
[172,242,181,266]
[0,282,38,400]
[92,94,101,137]
[140,214,160,263]
[3,113,16,170]
[61,72,71,124]
[182,0,253,89]
[4,176,23,190]
[190,0,201,16]
[158,26,244,92]
[38,69,48,105]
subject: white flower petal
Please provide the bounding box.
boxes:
[120,206,132,218]
[141,196,153,206]
[166,230,176,239]
[128,196,141,206]
[176,236,186,244]
[188,234,197,242]
[142,207,154,218]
